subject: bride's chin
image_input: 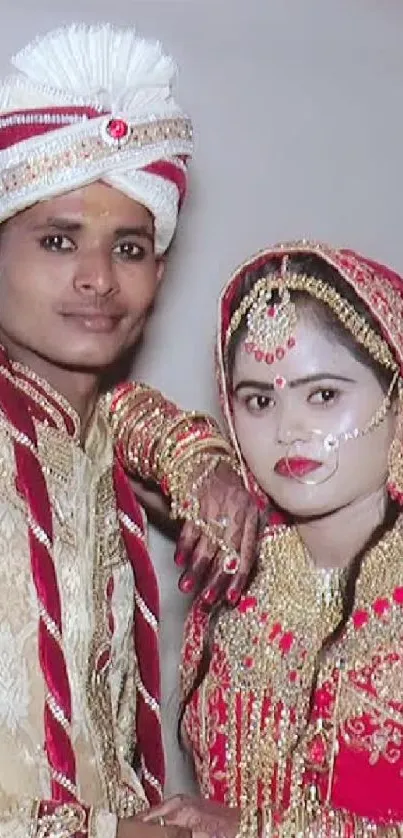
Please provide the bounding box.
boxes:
[270,493,337,521]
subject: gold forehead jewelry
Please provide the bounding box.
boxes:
[227,267,398,372]
[244,256,297,364]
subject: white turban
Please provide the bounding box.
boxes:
[0,24,193,254]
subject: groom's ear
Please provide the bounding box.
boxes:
[156,258,166,286]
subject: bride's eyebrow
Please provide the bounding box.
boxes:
[288,373,356,388]
[234,373,356,394]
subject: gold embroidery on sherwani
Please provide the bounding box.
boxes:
[86,469,126,812]
[0,375,146,835]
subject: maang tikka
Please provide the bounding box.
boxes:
[244,255,298,364]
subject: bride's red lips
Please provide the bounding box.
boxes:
[274,457,322,478]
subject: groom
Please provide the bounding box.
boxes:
[0,20,258,838]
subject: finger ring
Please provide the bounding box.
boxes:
[222,551,240,575]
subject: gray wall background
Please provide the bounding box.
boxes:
[2,0,403,793]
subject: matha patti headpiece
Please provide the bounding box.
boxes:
[244,256,298,364]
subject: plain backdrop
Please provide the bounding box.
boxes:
[2,0,403,793]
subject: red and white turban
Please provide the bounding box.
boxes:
[0,23,193,254]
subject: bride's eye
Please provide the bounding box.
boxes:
[308,388,339,406]
[244,394,274,412]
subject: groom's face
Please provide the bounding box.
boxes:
[0,181,165,372]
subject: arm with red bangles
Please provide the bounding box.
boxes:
[107,381,261,606]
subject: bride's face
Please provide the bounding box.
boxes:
[231,307,397,518]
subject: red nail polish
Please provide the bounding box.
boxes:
[179,576,194,594]
[227,588,240,605]
[175,552,186,567]
[202,588,217,605]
